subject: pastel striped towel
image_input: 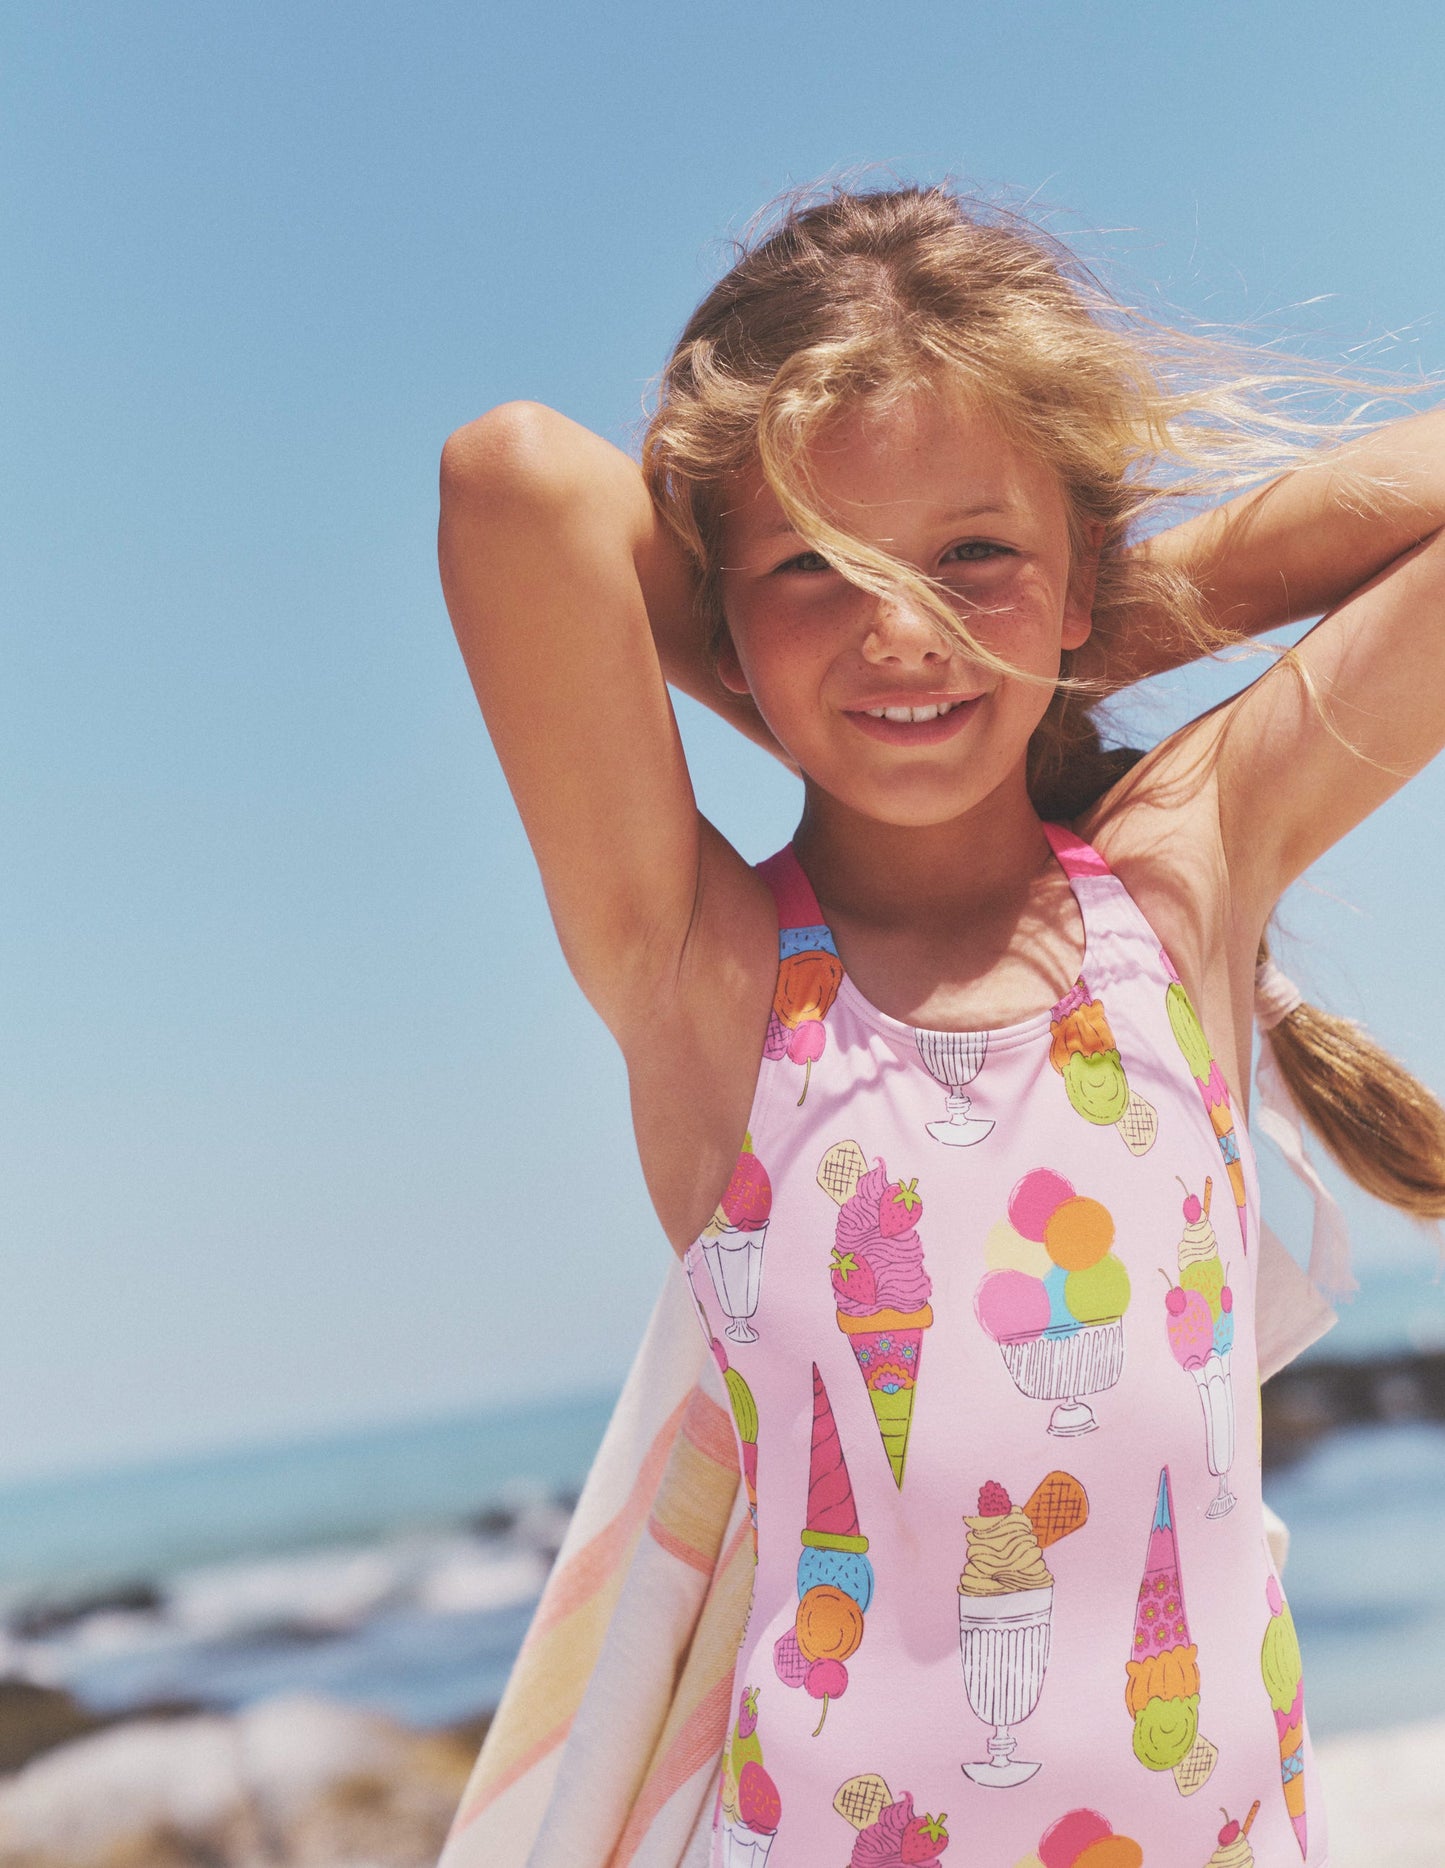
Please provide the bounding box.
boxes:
[437,1048,1341,1868]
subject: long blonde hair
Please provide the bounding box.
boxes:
[640,177,1445,1228]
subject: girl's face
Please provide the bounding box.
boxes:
[715,387,1096,828]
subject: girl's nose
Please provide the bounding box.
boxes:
[863,593,956,660]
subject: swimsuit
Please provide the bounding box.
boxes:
[683,822,1325,1868]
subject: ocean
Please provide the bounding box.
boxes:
[0,1266,1439,1743]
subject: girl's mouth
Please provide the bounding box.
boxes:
[844,696,983,745]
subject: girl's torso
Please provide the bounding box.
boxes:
[674,816,1324,1868]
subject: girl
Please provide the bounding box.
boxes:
[435,183,1445,1868]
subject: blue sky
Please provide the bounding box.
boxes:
[3,2,1444,1479]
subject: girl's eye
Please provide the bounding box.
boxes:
[773,549,834,575]
[944,541,1012,564]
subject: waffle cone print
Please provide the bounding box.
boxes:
[820,1142,934,1486]
[974,1169,1130,1436]
[1161,1174,1238,1518]
[1047,978,1157,1156]
[1011,1807,1143,1868]
[1261,1576,1308,1857]
[833,1778,950,1866]
[957,1470,1089,1786]
[1126,1467,1217,1797]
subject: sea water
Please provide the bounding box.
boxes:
[0,1271,1438,1738]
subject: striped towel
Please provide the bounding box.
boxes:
[438,1069,1334,1866]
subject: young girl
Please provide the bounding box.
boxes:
[434,183,1445,1868]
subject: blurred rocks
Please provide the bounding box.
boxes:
[0,1690,484,1868]
[1262,1348,1445,1468]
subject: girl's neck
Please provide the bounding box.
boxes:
[791,777,1060,938]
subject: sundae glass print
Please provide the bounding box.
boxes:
[1162,1175,1237,1518]
[974,1168,1130,1436]
[916,1026,995,1146]
[1125,1467,1217,1798]
[1048,979,1158,1156]
[700,1131,773,1344]
[719,1689,781,1867]
[833,1779,950,1868]
[772,1364,873,1733]
[1205,1802,1262,1868]
[956,1471,1089,1787]
[1162,951,1249,1253]
[1013,1807,1143,1868]
[1261,1575,1308,1857]
[819,1143,935,1486]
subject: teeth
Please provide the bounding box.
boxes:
[865,701,955,722]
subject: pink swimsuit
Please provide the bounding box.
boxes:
[683,823,1324,1868]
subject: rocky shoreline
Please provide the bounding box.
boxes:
[1261,1346,1445,1468]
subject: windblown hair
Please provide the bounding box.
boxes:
[641,177,1445,1232]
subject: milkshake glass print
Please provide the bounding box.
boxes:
[916,1027,995,1146]
[701,1133,773,1344]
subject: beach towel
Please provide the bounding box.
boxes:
[435,1042,1347,1868]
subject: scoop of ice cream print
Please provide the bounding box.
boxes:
[1010,1806,1144,1868]
[711,1338,760,1536]
[823,1147,934,1487]
[1261,1574,1308,1857]
[1048,979,1158,1155]
[1162,1175,1237,1518]
[772,1363,872,1733]
[1125,1466,1217,1796]
[833,1780,949,1868]
[957,1471,1089,1786]
[1203,1801,1262,1868]
[700,1133,773,1344]
[773,924,844,1106]
[974,1169,1130,1436]
[1161,952,1249,1253]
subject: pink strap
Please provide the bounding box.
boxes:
[756,847,826,930]
[1042,820,1112,878]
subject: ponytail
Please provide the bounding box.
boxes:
[1254,938,1445,1225]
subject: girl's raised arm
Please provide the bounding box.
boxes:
[438,401,755,1043]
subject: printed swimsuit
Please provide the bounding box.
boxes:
[683,822,1325,1868]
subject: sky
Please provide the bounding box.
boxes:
[2,1,1444,1480]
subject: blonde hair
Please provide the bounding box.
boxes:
[640,175,1445,1230]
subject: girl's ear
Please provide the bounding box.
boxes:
[1062,520,1105,650]
[715,627,751,696]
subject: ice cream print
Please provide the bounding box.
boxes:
[764,922,844,1106]
[915,1026,995,1146]
[711,1337,760,1533]
[719,1686,782,1867]
[833,1777,950,1867]
[1261,1575,1308,1857]
[1202,1801,1262,1868]
[772,1364,874,1733]
[1126,1467,1217,1797]
[1012,1806,1144,1868]
[1160,1175,1237,1518]
[1160,950,1248,1254]
[1047,977,1158,1155]
[819,1141,934,1486]
[974,1168,1130,1436]
[699,1131,773,1344]
[957,1470,1089,1786]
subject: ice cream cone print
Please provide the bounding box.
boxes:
[1013,1808,1144,1868]
[833,1780,950,1866]
[1163,1177,1237,1518]
[1261,1575,1308,1857]
[1048,978,1157,1156]
[773,1364,873,1732]
[823,1147,934,1487]
[1205,1800,1261,1867]
[1161,953,1248,1252]
[1126,1467,1215,1796]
